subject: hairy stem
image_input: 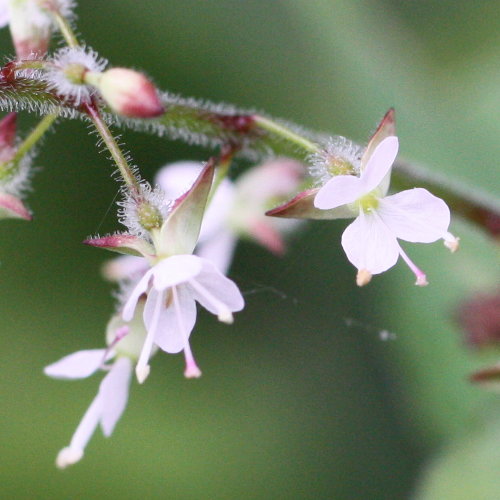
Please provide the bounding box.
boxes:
[253,114,320,154]
[84,103,140,195]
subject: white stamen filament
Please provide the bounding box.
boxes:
[135,291,163,383]
[188,279,233,324]
[398,245,428,286]
[171,285,201,378]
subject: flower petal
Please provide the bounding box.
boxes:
[378,188,451,243]
[122,269,153,321]
[99,357,132,437]
[102,255,149,282]
[314,175,365,210]
[149,286,197,354]
[196,230,237,274]
[151,255,203,290]
[0,3,9,28]
[341,211,400,274]
[359,136,399,194]
[189,259,245,314]
[44,349,107,379]
[156,161,233,241]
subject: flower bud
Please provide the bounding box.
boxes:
[0,113,17,163]
[7,0,52,59]
[86,68,164,118]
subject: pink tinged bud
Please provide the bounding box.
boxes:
[7,2,52,59]
[0,113,17,150]
[457,291,500,349]
[0,193,31,220]
[92,68,164,118]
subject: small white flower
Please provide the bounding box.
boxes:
[44,310,150,468]
[314,136,458,285]
[122,254,244,383]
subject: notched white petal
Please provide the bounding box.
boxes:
[44,349,107,379]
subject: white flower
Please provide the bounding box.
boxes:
[122,254,244,383]
[44,310,150,468]
[314,136,458,285]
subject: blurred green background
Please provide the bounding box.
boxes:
[1,1,499,498]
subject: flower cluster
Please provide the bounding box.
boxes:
[269,109,459,286]
[0,0,468,471]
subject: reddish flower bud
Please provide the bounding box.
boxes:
[457,291,500,349]
[90,68,164,118]
[0,113,17,162]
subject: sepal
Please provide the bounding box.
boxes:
[0,192,31,220]
[266,188,353,220]
[470,364,500,392]
[361,108,396,169]
[83,233,154,258]
[158,160,214,256]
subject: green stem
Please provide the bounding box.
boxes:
[2,114,57,180]
[253,115,320,154]
[84,103,140,195]
[52,12,79,48]
[51,10,141,196]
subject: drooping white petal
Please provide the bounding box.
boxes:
[102,255,149,282]
[314,174,364,210]
[152,286,197,354]
[156,161,234,241]
[359,136,399,194]
[151,254,202,290]
[196,229,237,274]
[341,211,400,274]
[199,178,234,242]
[44,349,108,380]
[99,357,132,436]
[378,188,451,243]
[188,259,245,316]
[0,1,9,27]
[155,161,202,198]
[122,268,154,321]
[61,393,102,467]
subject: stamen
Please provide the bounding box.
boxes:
[398,245,428,286]
[356,269,372,287]
[188,279,233,324]
[135,291,163,384]
[443,232,460,253]
[171,286,202,379]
